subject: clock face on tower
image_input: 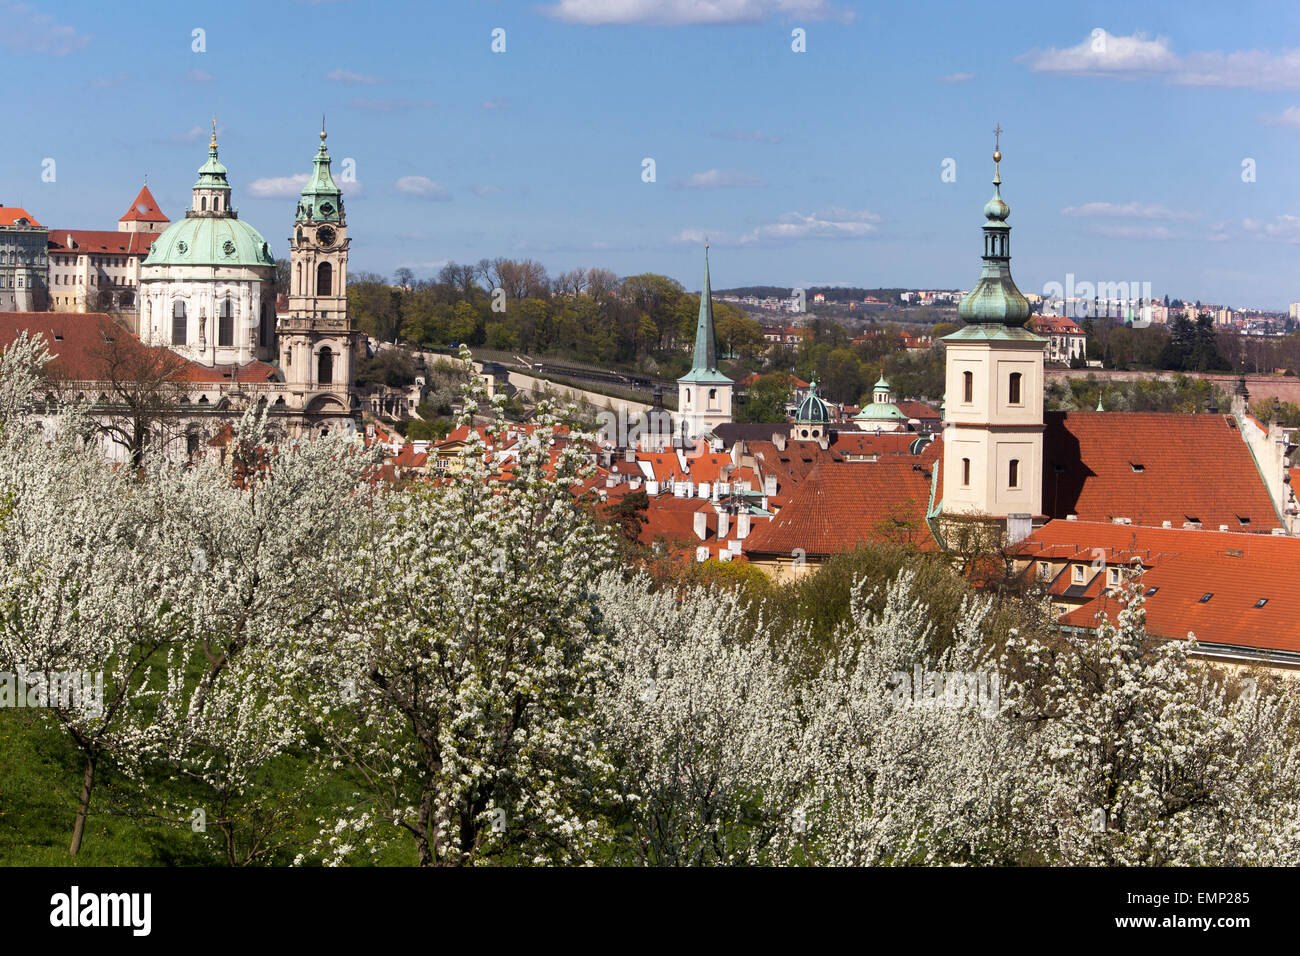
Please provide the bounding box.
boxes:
[317,225,337,248]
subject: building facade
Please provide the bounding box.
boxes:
[0,207,49,311]
[47,185,169,316]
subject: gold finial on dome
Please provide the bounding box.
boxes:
[321,113,327,141]
[993,122,1002,164]
[210,117,218,149]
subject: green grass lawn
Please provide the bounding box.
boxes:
[0,709,414,866]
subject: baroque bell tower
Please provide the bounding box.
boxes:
[279,122,360,398]
[940,130,1047,535]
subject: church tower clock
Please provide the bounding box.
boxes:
[280,123,361,399]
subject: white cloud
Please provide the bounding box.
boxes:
[473,184,504,197]
[247,173,361,198]
[541,0,852,26]
[247,174,310,198]
[1261,105,1300,127]
[939,72,974,83]
[1022,29,1300,90]
[481,99,510,110]
[676,207,880,245]
[1243,215,1300,243]
[395,176,451,200]
[187,68,214,83]
[674,168,767,189]
[0,2,90,56]
[326,68,383,85]
[1060,201,1197,221]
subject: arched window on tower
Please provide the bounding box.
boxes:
[317,262,333,296]
[295,262,302,295]
[961,457,971,487]
[1009,371,1022,405]
[218,298,233,347]
[317,346,334,386]
[708,388,718,410]
[172,301,187,345]
[214,196,221,212]
[201,197,207,212]
[963,370,973,404]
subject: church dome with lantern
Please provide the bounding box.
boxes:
[138,122,278,368]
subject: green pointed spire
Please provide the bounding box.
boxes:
[296,121,343,223]
[679,244,731,385]
[956,126,1029,327]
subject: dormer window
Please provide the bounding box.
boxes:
[1130,463,1145,473]
[1072,565,1085,584]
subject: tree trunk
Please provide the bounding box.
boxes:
[69,755,96,856]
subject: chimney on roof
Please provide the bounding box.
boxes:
[693,511,708,541]
[1162,520,1172,528]
[624,447,634,463]
[737,511,751,539]
[717,510,730,540]
[1183,521,1201,530]
[764,475,777,497]
[1006,513,1032,545]
[773,433,786,451]
[1219,524,1230,532]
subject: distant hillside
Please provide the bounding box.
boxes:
[715,286,958,302]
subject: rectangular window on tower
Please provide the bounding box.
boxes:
[962,370,973,404]
[1009,372,1022,405]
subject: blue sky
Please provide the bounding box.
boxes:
[4,0,1300,308]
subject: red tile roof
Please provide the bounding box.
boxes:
[1021,521,1300,655]
[745,458,938,557]
[0,312,277,385]
[1041,411,1280,530]
[895,400,940,420]
[48,229,160,257]
[0,207,43,228]
[118,185,168,224]
[1030,315,1084,334]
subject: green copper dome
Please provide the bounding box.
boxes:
[795,381,831,424]
[955,141,1030,327]
[144,130,274,269]
[143,216,275,268]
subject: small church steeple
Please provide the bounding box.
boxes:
[676,243,733,441]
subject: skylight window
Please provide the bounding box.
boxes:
[1144,587,1159,597]
[1254,598,1268,609]
[1130,463,1145,473]
[1199,593,1213,603]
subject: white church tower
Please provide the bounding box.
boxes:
[676,245,733,442]
[941,131,1047,531]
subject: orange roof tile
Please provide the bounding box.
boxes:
[1041,412,1280,530]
